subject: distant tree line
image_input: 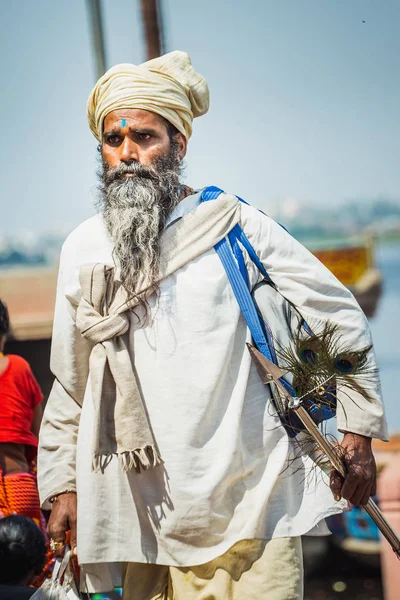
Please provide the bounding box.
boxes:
[0,250,46,267]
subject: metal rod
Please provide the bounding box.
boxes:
[85,0,107,80]
[293,404,400,557]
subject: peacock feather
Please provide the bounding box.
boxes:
[275,322,376,414]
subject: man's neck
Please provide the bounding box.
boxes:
[181,185,195,200]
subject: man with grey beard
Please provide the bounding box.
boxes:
[38,51,387,600]
[99,131,184,299]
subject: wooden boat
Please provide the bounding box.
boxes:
[310,236,382,318]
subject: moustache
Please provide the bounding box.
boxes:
[103,162,158,184]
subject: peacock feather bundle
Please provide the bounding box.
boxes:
[275,321,377,424]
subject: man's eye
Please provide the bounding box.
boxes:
[137,133,151,141]
[107,135,122,144]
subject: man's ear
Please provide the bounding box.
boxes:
[176,133,188,161]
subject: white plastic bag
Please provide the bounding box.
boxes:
[30,548,81,600]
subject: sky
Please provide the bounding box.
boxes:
[1,0,399,236]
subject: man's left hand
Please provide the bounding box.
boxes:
[330,432,377,506]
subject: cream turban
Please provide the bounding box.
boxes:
[87,50,209,141]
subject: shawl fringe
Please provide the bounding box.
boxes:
[92,445,164,474]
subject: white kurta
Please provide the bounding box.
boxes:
[38,191,388,592]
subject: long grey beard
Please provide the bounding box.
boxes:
[97,146,183,297]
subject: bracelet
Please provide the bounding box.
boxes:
[49,489,77,504]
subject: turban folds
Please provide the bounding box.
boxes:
[87,50,209,141]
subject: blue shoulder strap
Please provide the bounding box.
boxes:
[200,186,290,391]
[201,187,271,280]
[200,186,335,434]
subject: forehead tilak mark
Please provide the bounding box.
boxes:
[121,118,127,127]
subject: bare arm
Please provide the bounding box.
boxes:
[31,402,43,438]
[47,492,78,557]
[331,432,377,506]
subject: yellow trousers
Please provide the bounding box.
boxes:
[122,537,303,600]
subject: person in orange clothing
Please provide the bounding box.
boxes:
[0,299,44,526]
[0,299,53,586]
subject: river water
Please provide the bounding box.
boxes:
[369,242,400,433]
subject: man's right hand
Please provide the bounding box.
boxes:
[47,492,77,558]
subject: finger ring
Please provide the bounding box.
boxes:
[50,538,65,552]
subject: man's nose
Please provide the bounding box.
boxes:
[120,138,139,164]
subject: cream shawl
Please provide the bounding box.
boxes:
[75,194,240,472]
